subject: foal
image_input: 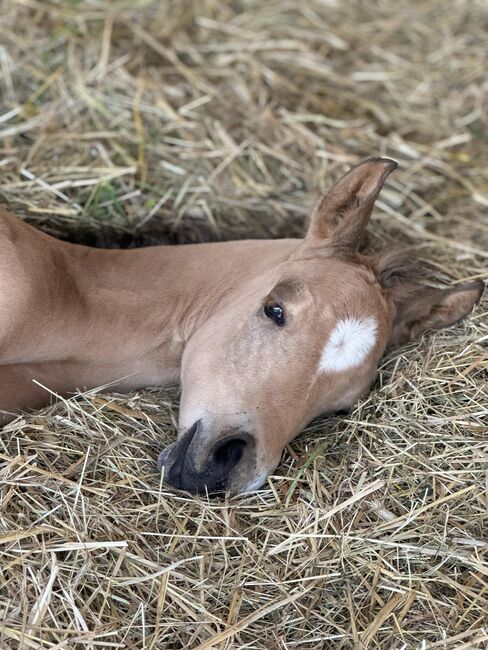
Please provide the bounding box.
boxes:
[0,158,483,493]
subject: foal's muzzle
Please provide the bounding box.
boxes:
[157,420,255,494]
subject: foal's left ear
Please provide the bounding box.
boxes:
[306,157,397,249]
[388,281,484,346]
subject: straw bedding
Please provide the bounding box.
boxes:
[0,1,487,648]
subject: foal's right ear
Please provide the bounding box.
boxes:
[306,157,397,250]
[388,281,484,346]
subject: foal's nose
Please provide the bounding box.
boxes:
[159,421,254,494]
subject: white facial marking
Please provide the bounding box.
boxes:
[319,317,377,373]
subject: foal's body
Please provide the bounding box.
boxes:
[1,158,483,494]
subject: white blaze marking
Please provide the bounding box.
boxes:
[319,317,377,373]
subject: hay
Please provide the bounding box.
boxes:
[0,0,487,647]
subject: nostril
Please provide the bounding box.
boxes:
[212,437,248,471]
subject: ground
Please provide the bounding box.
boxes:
[0,1,487,648]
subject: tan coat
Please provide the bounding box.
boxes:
[0,159,483,493]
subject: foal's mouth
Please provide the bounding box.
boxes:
[157,423,206,493]
[156,421,199,474]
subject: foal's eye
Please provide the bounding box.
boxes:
[264,303,285,326]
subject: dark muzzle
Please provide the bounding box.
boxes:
[158,420,254,494]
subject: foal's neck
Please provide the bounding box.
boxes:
[65,237,297,387]
[0,210,298,414]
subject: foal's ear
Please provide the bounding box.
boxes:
[388,280,484,346]
[306,157,397,249]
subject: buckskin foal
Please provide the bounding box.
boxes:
[0,158,483,493]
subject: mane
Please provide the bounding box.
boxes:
[373,249,427,291]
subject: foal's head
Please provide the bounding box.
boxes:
[159,158,483,495]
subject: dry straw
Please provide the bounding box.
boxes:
[0,1,487,648]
